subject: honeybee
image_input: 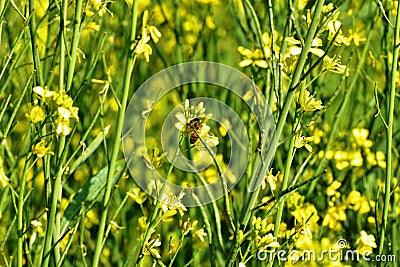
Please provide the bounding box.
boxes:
[187,118,202,144]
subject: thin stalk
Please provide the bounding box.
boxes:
[17,154,33,267]
[28,0,43,85]
[196,130,235,230]
[269,131,296,267]
[66,0,83,93]
[378,1,400,260]
[41,0,68,265]
[92,1,139,265]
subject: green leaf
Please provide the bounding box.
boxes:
[60,160,125,236]
[68,125,111,174]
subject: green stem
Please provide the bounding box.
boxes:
[66,0,83,93]
[41,0,68,265]
[197,130,234,230]
[92,1,139,266]
[378,1,400,260]
[269,131,296,267]
[28,0,43,85]
[17,154,32,267]
[168,234,186,267]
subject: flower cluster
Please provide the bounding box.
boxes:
[134,10,162,62]
[175,100,219,149]
[321,128,386,170]
[31,86,79,136]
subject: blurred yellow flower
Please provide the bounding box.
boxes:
[346,190,370,214]
[32,140,54,158]
[144,236,162,258]
[294,133,315,152]
[356,231,377,255]
[323,55,348,76]
[298,89,323,112]
[334,150,350,170]
[262,169,279,192]
[127,186,147,205]
[322,204,346,230]
[196,0,220,4]
[348,29,367,46]
[352,128,373,148]
[26,105,45,124]
[326,20,351,46]
[0,155,9,188]
[326,181,341,197]
[193,228,207,242]
[143,147,166,171]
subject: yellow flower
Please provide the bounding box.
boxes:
[179,219,198,235]
[134,36,152,62]
[192,228,207,242]
[323,55,348,76]
[346,190,371,214]
[26,105,45,124]
[285,36,325,57]
[322,204,346,230]
[88,0,108,16]
[294,133,315,152]
[352,128,373,148]
[32,140,54,158]
[262,169,279,192]
[326,20,351,46]
[237,46,268,68]
[144,236,162,258]
[326,181,341,197]
[127,186,147,205]
[299,90,324,112]
[33,86,57,103]
[110,221,125,233]
[349,150,363,167]
[174,100,208,131]
[54,90,75,109]
[356,231,377,256]
[55,119,71,136]
[142,147,166,170]
[291,203,319,233]
[134,10,162,62]
[160,192,187,216]
[137,216,150,232]
[0,155,9,188]
[256,233,280,249]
